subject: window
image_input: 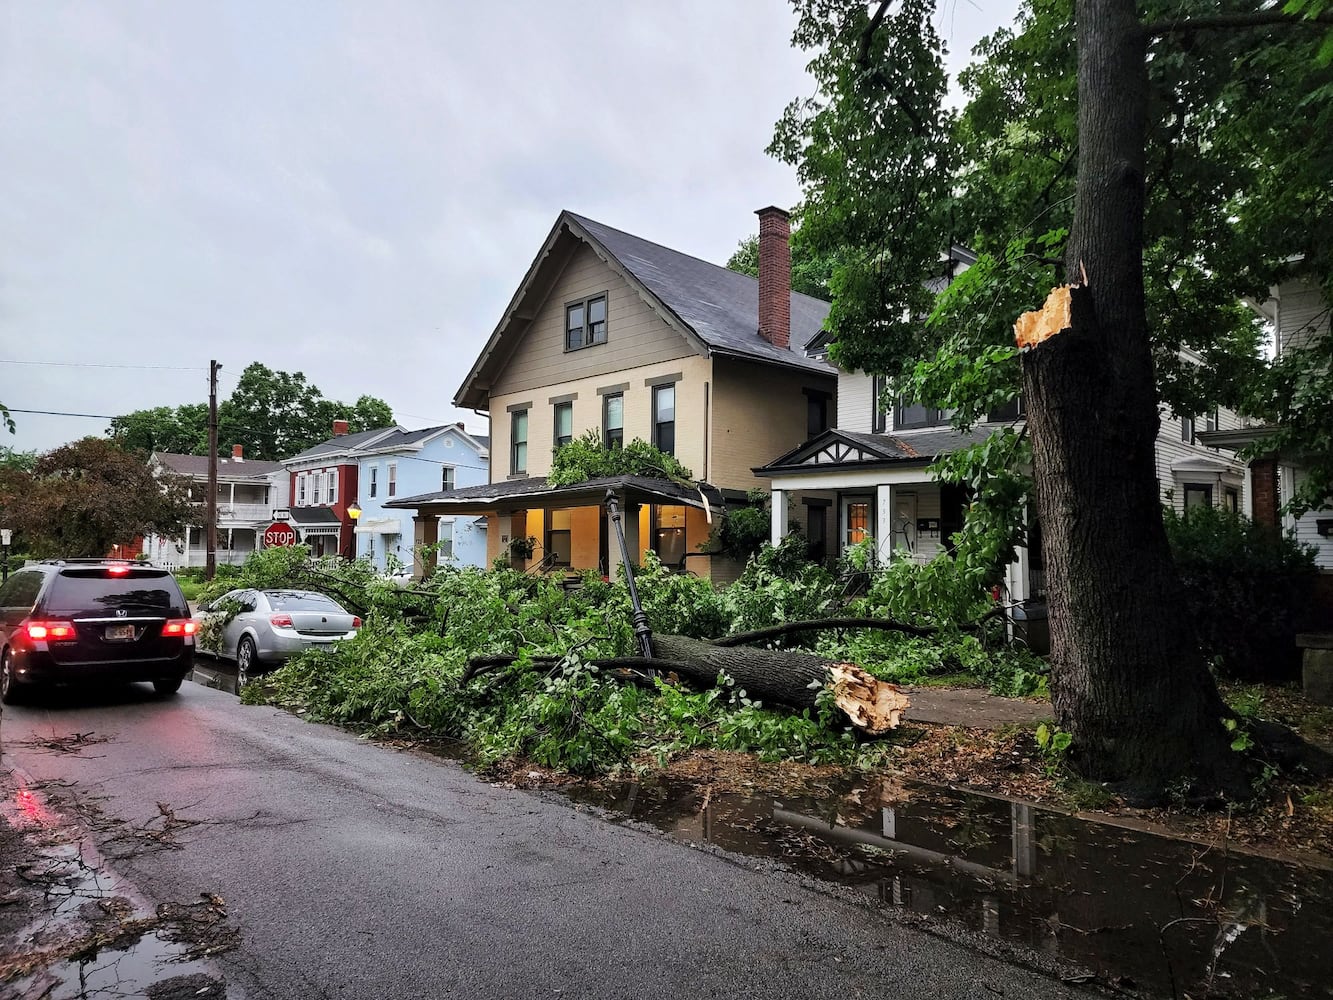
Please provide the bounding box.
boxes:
[987,396,1024,422]
[441,466,455,492]
[604,393,624,449]
[554,401,573,449]
[546,509,572,567]
[0,570,44,610]
[437,519,455,562]
[895,399,951,430]
[871,375,889,433]
[845,500,872,546]
[387,462,397,497]
[327,471,337,506]
[297,474,307,506]
[565,294,608,351]
[1206,409,1219,432]
[312,473,323,505]
[511,409,529,474]
[652,505,687,568]
[805,503,829,565]
[1181,415,1195,444]
[805,391,830,439]
[1224,487,1239,512]
[366,535,375,560]
[369,466,378,498]
[653,384,675,456]
[1184,483,1213,509]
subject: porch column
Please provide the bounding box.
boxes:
[412,515,438,580]
[770,489,788,546]
[875,484,894,566]
[606,500,641,579]
[228,482,236,509]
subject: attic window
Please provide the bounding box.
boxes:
[565,294,608,351]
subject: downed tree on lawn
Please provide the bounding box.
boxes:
[464,632,910,736]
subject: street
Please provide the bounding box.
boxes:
[1,680,1090,1000]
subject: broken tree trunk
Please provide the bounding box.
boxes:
[651,634,909,735]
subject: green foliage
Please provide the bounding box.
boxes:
[1035,723,1074,775]
[1164,505,1318,681]
[107,404,209,455]
[547,430,693,486]
[725,228,841,300]
[711,488,775,563]
[0,437,193,557]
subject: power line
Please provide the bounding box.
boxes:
[10,408,116,419]
[0,360,204,373]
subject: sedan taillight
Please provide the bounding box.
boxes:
[351,617,362,629]
[270,614,294,628]
[27,621,76,641]
[162,619,197,636]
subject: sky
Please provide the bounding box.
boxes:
[2,0,1020,455]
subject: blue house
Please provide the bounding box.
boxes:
[350,423,490,571]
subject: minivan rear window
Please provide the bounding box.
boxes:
[47,572,182,615]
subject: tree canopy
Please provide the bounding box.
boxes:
[0,437,193,557]
[108,363,395,461]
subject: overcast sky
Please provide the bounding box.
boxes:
[2,0,1020,455]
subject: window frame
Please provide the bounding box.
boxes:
[871,375,889,434]
[603,392,624,449]
[1181,415,1196,444]
[441,465,455,492]
[545,508,573,568]
[564,292,609,352]
[369,466,378,498]
[652,384,676,456]
[553,401,574,450]
[804,388,831,440]
[1183,483,1213,509]
[387,462,397,498]
[894,398,951,431]
[510,409,529,475]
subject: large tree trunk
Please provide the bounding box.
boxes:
[1021,0,1245,800]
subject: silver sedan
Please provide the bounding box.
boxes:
[195,588,360,688]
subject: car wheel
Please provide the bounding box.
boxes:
[0,649,20,705]
[236,636,258,690]
[153,677,183,697]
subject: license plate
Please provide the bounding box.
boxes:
[105,624,135,641]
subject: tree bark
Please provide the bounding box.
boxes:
[1021,0,1246,800]
[652,634,909,735]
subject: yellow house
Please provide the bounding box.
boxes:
[387,207,837,583]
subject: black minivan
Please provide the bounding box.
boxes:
[0,561,196,703]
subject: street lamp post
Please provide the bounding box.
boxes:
[346,503,361,560]
[1,528,10,583]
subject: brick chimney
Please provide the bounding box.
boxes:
[332,419,350,437]
[231,444,244,461]
[756,206,792,350]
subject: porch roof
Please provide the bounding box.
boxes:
[754,425,1000,476]
[384,475,731,516]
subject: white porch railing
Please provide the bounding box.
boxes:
[217,503,274,523]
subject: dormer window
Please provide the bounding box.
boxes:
[565,294,608,351]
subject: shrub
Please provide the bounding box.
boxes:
[1164,505,1318,681]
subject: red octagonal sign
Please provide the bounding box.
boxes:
[262,521,299,548]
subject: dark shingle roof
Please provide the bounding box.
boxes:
[153,452,285,480]
[385,475,726,512]
[755,425,1005,474]
[285,427,400,463]
[571,214,832,375]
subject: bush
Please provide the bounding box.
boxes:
[1164,505,1319,682]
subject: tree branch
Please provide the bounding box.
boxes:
[1145,10,1333,36]
[857,2,893,68]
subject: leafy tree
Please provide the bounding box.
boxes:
[547,431,693,486]
[725,227,840,299]
[0,437,193,557]
[773,0,1332,799]
[108,404,209,455]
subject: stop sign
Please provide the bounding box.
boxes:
[263,522,299,548]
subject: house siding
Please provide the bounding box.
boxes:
[1276,279,1330,355]
[710,357,836,493]
[1291,468,1333,568]
[488,355,714,481]
[836,370,876,434]
[1154,407,1247,513]
[490,242,698,398]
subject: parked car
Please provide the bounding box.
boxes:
[0,560,196,703]
[194,589,360,688]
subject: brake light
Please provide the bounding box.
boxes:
[162,619,197,636]
[270,614,294,628]
[107,565,131,575]
[26,621,76,641]
[352,617,362,629]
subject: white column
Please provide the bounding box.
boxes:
[875,483,894,565]
[228,481,236,509]
[770,489,788,546]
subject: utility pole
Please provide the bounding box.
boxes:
[206,360,220,581]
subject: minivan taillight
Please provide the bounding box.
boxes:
[27,621,76,641]
[270,614,294,628]
[162,619,197,636]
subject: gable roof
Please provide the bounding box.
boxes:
[151,452,285,481]
[354,423,490,458]
[754,426,1001,476]
[455,211,835,409]
[284,427,402,464]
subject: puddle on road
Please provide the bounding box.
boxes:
[3,787,229,1000]
[565,775,1332,998]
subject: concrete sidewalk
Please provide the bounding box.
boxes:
[903,686,1051,729]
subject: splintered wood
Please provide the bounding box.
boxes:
[828,664,910,735]
[1014,284,1074,350]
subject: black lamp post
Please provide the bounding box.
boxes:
[1,528,10,583]
[346,503,362,560]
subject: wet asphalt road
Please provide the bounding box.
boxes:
[1,681,1093,1000]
